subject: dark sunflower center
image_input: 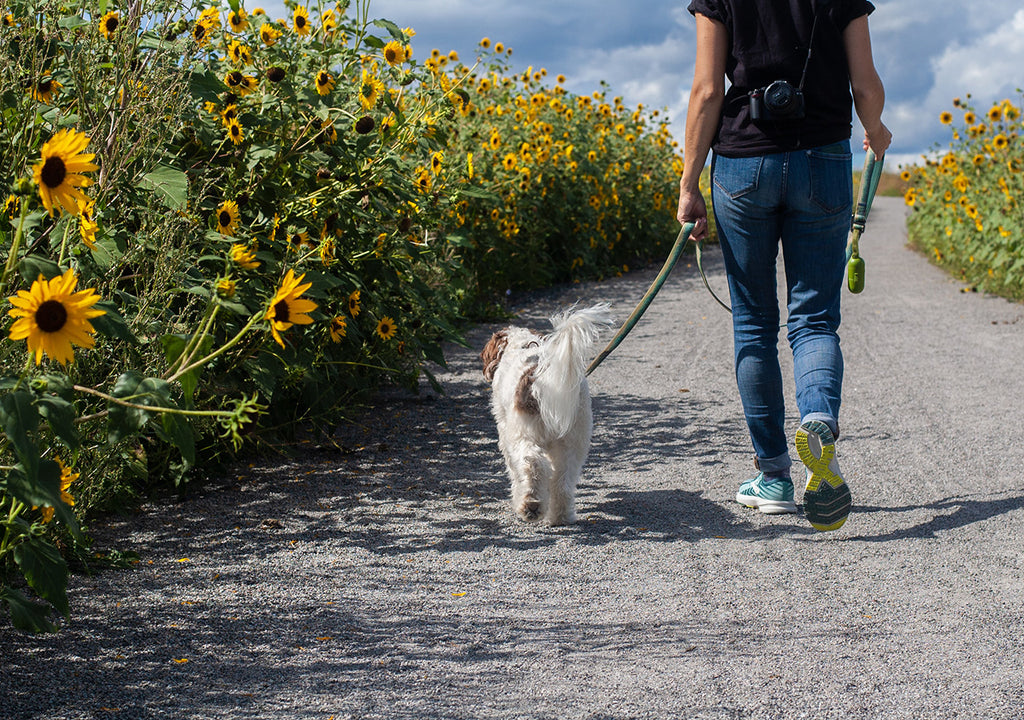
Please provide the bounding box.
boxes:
[35,299,68,333]
[273,300,290,323]
[195,24,207,40]
[296,16,306,28]
[267,67,286,82]
[106,17,119,32]
[39,79,53,92]
[227,71,242,86]
[231,125,241,136]
[40,156,67,189]
[219,210,232,226]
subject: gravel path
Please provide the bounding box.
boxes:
[3,197,1023,719]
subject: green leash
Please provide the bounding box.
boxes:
[586,221,695,376]
[586,151,884,377]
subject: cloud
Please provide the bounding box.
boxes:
[259,0,1024,165]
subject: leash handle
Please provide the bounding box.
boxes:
[586,222,695,376]
[846,150,884,293]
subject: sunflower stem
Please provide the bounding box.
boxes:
[169,310,263,383]
[164,301,219,378]
[0,198,30,296]
[56,220,72,267]
[72,384,235,419]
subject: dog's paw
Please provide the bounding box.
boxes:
[515,496,542,522]
[546,510,576,527]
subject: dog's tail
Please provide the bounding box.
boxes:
[534,302,614,437]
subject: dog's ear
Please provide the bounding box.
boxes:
[480,330,508,382]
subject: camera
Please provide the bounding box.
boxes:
[748,80,805,122]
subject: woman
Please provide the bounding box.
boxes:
[677,0,892,531]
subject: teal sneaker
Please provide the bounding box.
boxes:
[795,420,852,531]
[735,472,797,515]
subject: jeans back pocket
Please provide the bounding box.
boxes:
[712,154,763,200]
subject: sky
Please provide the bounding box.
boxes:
[267,0,1024,170]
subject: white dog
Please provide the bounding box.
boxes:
[480,303,614,525]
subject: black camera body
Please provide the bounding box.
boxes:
[748,80,806,122]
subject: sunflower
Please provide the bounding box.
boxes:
[33,128,98,217]
[988,106,1002,123]
[963,111,976,125]
[78,196,98,250]
[314,70,336,95]
[225,118,245,145]
[430,151,443,175]
[383,40,406,66]
[215,200,240,235]
[292,6,310,35]
[260,23,282,45]
[99,11,119,39]
[329,315,347,342]
[502,153,517,171]
[37,458,78,523]
[227,8,247,32]
[29,70,62,104]
[415,167,431,193]
[3,194,19,219]
[3,13,15,27]
[228,40,252,66]
[939,111,953,125]
[993,134,1009,151]
[220,103,239,125]
[7,268,106,365]
[230,243,260,269]
[358,69,383,111]
[224,70,257,96]
[315,118,337,145]
[375,316,397,341]
[192,18,216,46]
[347,289,361,317]
[265,269,317,347]
[322,8,338,35]
[494,42,505,54]
[217,277,236,299]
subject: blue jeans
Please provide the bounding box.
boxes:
[710,141,852,476]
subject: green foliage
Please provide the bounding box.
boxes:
[904,94,1024,301]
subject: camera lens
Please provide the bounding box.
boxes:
[765,81,796,112]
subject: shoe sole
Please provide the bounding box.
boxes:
[735,493,797,515]
[795,420,851,531]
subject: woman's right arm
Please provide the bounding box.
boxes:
[844,15,892,155]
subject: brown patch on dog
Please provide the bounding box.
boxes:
[514,363,540,415]
[480,330,508,382]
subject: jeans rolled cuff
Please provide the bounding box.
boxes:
[801,413,839,440]
[755,450,792,476]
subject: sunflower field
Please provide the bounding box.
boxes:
[0,0,685,631]
[903,94,1024,301]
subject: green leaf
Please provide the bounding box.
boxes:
[189,68,224,103]
[17,255,61,284]
[372,18,404,38]
[14,536,69,617]
[58,15,90,29]
[1,391,40,475]
[161,412,196,467]
[37,395,79,450]
[0,586,58,633]
[363,35,385,49]
[140,165,188,211]
[106,371,144,443]
[90,301,137,343]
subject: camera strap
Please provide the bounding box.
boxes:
[797,6,823,91]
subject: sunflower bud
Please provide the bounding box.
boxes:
[15,177,34,196]
[317,167,331,181]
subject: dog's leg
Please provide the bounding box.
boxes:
[508,441,551,522]
[545,441,585,526]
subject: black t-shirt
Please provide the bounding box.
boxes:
[686,0,874,156]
